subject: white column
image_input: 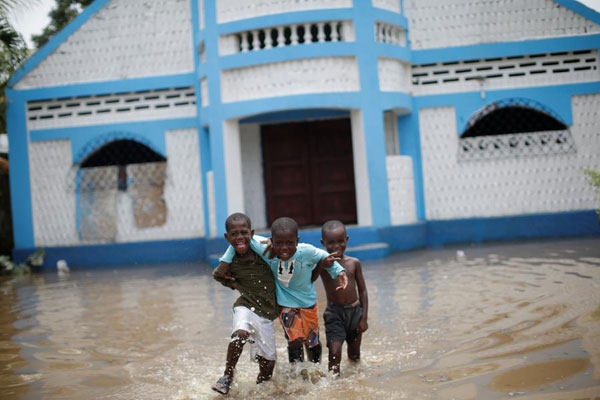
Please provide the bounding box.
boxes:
[350,109,373,226]
[223,119,245,215]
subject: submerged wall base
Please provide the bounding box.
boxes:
[13,210,600,268]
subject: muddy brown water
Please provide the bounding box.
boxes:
[1,238,599,399]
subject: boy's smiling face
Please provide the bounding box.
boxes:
[224,219,254,256]
[271,230,299,261]
[321,226,348,256]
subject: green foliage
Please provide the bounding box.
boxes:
[584,168,600,221]
[32,0,92,49]
[1,2,30,132]
[0,249,45,276]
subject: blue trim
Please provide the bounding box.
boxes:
[191,0,211,237]
[219,42,357,69]
[397,110,425,220]
[554,0,600,25]
[220,93,361,120]
[12,73,196,102]
[13,238,207,268]
[5,93,34,248]
[426,210,600,246]
[217,9,354,34]
[29,118,197,162]
[14,210,598,266]
[412,34,600,64]
[376,43,411,62]
[8,0,112,87]
[240,108,349,124]
[371,7,408,28]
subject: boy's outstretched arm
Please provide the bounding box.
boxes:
[355,260,368,334]
[311,251,341,282]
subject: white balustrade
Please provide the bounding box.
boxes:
[219,20,353,56]
[375,21,406,46]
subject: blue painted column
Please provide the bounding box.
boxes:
[191,0,212,237]
[203,0,229,236]
[353,1,391,226]
[5,90,35,250]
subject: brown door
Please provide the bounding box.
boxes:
[262,118,357,227]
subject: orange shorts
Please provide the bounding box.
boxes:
[279,304,320,348]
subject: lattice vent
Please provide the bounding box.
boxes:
[412,50,599,95]
[26,87,196,130]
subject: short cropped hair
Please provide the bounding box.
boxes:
[271,217,298,236]
[322,220,346,235]
[225,212,252,231]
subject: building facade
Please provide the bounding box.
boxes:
[7,0,600,266]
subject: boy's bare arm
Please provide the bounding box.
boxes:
[312,252,341,282]
[354,260,368,334]
[213,261,233,280]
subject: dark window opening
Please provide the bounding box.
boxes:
[80,139,165,168]
[461,105,567,138]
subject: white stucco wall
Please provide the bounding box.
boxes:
[404,0,600,49]
[16,0,194,89]
[240,123,267,230]
[419,94,600,220]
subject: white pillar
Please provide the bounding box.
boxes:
[350,109,373,226]
[223,119,245,215]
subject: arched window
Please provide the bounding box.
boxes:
[77,139,168,241]
[458,99,575,161]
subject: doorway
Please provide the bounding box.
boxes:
[261,118,357,227]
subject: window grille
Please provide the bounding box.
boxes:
[458,98,576,161]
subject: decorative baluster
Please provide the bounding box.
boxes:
[291,24,299,45]
[251,30,259,51]
[331,21,340,42]
[385,25,392,44]
[376,22,383,42]
[240,32,249,52]
[277,26,285,47]
[265,28,273,49]
[317,22,325,42]
[304,23,311,43]
[341,21,354,41]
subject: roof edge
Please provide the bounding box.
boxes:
[554,0,600,25]
[8,0,112,89]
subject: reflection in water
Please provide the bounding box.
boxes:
[0,238,599,399]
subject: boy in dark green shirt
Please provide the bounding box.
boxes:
[212,213,278,395]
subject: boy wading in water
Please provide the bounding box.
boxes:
[316,220,368,376]
[212,213,279,395]
[216,216,347,374]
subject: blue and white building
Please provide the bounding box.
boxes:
[6,0,600,267]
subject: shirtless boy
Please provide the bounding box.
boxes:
[315,220,368,376]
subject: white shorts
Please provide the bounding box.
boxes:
[232,306,277,361]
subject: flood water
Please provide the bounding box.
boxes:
[1,237,599,399]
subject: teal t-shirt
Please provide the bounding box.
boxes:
[220,235,345,308]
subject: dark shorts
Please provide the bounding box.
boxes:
[323,301,362,344]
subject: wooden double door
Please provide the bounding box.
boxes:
[261,118,357,227]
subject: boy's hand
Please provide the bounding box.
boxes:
[336,271,348,291]
[322,251,341,268]
[357,317,368,334]
[214,261,233,280]
[261,238,275,259]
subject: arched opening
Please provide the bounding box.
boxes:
[458,99,575,161]
[78,139,168,241]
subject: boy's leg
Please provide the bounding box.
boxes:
[305,341,322,363]
[287,338,304,363]
[327,341,343,375]
[225,329,249,378]
[256,355,275,383]
[347,331,362,362]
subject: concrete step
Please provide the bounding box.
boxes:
[345,242,390,260]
